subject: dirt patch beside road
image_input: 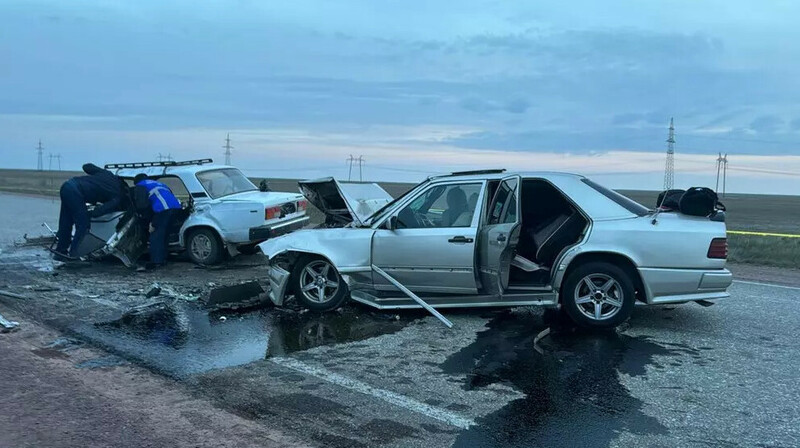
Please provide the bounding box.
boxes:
[0,311,311,448]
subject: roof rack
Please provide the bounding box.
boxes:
[429,168,506,179]
[104,158,214,169]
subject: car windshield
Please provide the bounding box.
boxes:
[196,168,257,199]
[364,180,429,226]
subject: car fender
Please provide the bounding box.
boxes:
[551,241,643,293]
[258,228,375,272]
[179,211,227,248]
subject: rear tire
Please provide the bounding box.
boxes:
[186,228,223,265]
[561,261,635,329]
[291,255,349,312]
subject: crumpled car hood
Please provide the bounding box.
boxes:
[298,177,392,226]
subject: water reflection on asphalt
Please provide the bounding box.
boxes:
[444,311,675,448]
[77,303,413,378]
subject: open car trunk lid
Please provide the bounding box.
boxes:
[298,177,392,227]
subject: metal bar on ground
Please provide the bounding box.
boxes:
[371,264,453,328]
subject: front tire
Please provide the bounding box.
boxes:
[561,262,635,329]
[187,228,223,265]
[291,256,349,312]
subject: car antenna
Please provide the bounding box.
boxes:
[651,190,668,225]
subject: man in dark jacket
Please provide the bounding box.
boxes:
[54,163,127,259]
[133,174,182,269]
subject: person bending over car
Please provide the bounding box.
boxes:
[53,163,127,260]
[132,174,181,270]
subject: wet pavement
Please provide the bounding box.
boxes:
[1,192,800,447]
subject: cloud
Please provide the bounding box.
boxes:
[749,115,783,133]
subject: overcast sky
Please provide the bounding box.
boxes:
[1,0,799,193]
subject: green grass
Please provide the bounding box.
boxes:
[727,234,800,269]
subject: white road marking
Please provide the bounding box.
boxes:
[733,280,800,291]
[269,356,476,429]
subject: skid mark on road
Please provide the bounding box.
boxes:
[270,356,476,429]
[733,280,800,291]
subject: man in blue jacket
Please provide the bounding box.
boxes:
[133,174,182,269]
[54,163,127,260]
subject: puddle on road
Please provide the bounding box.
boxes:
[73,303,413,379]
[444,311,679,448]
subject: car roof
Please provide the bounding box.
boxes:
[428,171,585,183]
[112,163,236,178]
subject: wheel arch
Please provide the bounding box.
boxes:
[180,224,225,249]
[559,251,648,303]
[272,250,339,275]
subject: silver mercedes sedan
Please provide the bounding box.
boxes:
[258,170,732,328]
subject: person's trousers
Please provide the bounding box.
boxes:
[56,180,90,257]
[149,209,176,265]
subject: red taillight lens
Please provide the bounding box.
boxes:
[707,238,727,259]
[297,200,308,211]
[265,206,281,220]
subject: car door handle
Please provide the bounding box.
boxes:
[448,236,474,244]
[496,234,507,242]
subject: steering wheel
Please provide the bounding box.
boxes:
[414,211,434,228]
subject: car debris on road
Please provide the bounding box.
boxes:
[0,313,20,332]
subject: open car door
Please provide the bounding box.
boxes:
[478,175,521,295]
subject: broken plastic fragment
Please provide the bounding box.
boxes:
[0,313,20,333]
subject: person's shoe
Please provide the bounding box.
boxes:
[50,249,72,262]
[145,262,165,271]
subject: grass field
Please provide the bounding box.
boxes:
[1,169,797,268]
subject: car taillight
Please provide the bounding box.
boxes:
[265,206,281,220]
[297,200,308,211]
[707,238,727,259]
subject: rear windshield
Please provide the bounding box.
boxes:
[196,168,257,199]
[582,178,650,216]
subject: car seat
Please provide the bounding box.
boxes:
[441,188,470,227]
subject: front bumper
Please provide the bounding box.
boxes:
[249,216,309,242]
[639,267,733,304]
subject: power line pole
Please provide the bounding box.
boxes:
[36,139,44,171]
[715,152,723,193]
[357,155,365,181]
[346,155,356,181]
[223,133,233,165]
[722,153,728,198]
[157,153,173,162]
[663,118,675,190]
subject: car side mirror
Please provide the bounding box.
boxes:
[385,216,398,231]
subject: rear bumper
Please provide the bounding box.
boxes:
[639,267,733,304]
[249,216,309,242]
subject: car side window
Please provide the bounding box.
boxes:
[396,183,482,229]
[489,178,518,225]
[156,176,191,204]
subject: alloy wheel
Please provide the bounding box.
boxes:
[573,273,624,321]
[298,260,340,304]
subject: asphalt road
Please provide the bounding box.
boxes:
[1,192,799,447]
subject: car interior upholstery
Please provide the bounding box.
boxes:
[508,180,588,287]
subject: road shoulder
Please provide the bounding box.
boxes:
[0,312,312,448]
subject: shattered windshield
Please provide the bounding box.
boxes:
[196,168,258,199]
